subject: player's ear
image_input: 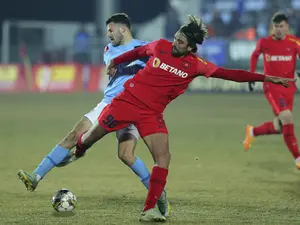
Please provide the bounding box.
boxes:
[120,26,126,34]
[187,46,193,52]
[286,22,289,30]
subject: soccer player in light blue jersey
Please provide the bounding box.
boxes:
[17,13,170,216]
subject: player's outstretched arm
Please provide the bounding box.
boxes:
[106,40,158,76]
[250,39,262,73]
[113,45,149,65]
[106,46,148,76]
[210,68,294,87]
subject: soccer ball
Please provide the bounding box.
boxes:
[51,188,77,212]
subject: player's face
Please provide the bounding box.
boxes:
[172,32,192,57]
[106,22,124,46]
[272,21,289,40]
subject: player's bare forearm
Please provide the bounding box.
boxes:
[113,45,148,65]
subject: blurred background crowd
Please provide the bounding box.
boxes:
[0,0,299,71]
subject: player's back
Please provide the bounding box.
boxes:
[259,35,299,79]
[124,39,206,113]
[102,39,148,104]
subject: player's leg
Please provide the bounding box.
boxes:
[117,125,170,217]
[56,102,111,166]
[136,113,170,222]
[252,116,282,136]
[277,93,300,168]
[138,132,170,222]
[17,101,108,191]
[38,116,93,170]
[75,119,109,155]
[116,126,151,189]
[244,90,300,167]
[243,90,282,150]
[75,95,169,221]
[18,116,92,191]
[74,98,132,158]
[278,109,298,157]
[74,122,169,223]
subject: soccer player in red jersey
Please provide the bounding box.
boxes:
[68,15,292,222]
[243,12,300,169]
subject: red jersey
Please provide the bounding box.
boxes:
[113,39,218,113]
[250,34,300,89]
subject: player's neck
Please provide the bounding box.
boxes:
[121,35,133,45]
[180,52,192,58]
[272,35,286,41]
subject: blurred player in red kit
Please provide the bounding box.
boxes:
[244,12,300,168]
[68,15,292,222]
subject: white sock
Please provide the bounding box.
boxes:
[250,127,254,137]
[36,174,42,182]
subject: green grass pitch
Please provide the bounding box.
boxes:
[1,93,300,224]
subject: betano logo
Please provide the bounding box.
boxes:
[152,57,188,78]
[265,54,292,62]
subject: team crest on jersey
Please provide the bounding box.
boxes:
[197,57,207,65]
[153,58,161,68]
[182,60,191,69]
[104,45,109,53]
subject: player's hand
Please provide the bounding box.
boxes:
[264,76,296,88]
[106,60,117,77]
[248,82,255,92]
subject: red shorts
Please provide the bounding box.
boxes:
[264,84,295,115]
[98,90,168,138]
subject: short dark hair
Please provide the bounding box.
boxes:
[271,12,288,24]
[106,13,131,29]
[179,15,208,53]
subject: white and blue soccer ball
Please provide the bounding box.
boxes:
[51,188,77,212]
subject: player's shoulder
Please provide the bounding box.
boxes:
[286,34,298,40]
[286,34,300,46]
[103,43,113,55]
[153,39,172,52]
[146,39,171,52]
[188,53,208,65]
[159,38,171,44]
[153,39,171,47]
[258,36,272,44]
[132,39,149,46]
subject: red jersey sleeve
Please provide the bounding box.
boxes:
[113,40,159,65]
[296,40,300,59]
[287,35,300,59]
[211,68,265,82]
[250,39,262,72]
[145,40,160,55]
[196,57,218,77]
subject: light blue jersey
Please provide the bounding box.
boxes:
[102,39,148,104]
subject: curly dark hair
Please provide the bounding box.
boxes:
[179,15,208,52]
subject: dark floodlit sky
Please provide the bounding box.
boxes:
[0,0,94,22]
[0,0,167,23]
[0,0,168,45]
